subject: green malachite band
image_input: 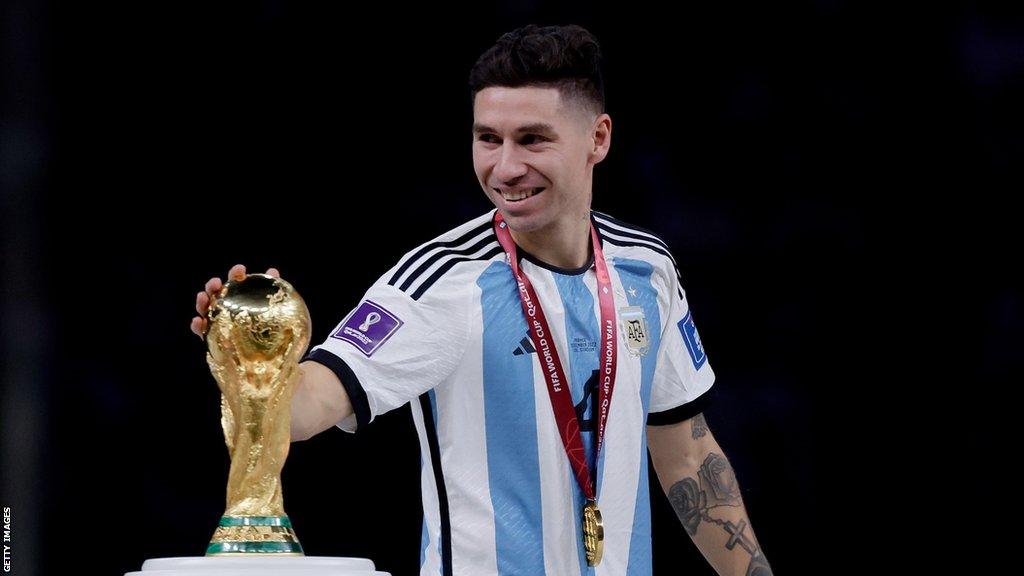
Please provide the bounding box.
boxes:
[218,516,293,527]
[206,541,304,554]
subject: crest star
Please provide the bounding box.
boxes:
[628,287,638,297]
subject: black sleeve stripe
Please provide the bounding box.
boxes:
[597,225,684,277]
[594,219,679,268]
[598,233,675,262]
[398,235,499,292]
[598,234,685,299]
[304,348,371,431]
[409,245,504,301]
[592,211,672,249]
[646,386,715,426]
[594,214,689,298]
[593,215,687,291]
[387,220,494,287]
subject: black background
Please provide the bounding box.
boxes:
[2,1,1019,575]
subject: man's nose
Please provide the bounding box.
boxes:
[492,142,528,183]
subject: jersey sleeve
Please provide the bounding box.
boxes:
[305,266,471,433]
[646,259,716,425]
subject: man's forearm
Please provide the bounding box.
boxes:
[290,360,353,442]
[668,455,772,574]
[649,415,773,576]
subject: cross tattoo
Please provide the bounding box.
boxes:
[723,519,758,555]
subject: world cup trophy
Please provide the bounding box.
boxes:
[203,273,309,555]
[124,273,389,575]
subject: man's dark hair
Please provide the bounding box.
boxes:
[469,24,605,115]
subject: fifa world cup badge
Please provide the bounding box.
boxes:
[619,306,650,357]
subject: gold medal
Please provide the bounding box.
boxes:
[582,500,604,567]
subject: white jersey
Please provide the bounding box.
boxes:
[308,209,715,576]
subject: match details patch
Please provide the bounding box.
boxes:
[331,300,403,357]
[678,310,707,370]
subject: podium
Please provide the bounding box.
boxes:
[124,556,390,575]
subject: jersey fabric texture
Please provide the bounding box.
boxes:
[307,209,716,576]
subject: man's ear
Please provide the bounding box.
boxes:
[589,113,612,165]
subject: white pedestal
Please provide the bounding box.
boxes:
[124,556,391,575]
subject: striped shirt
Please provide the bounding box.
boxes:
[308,209,715,576]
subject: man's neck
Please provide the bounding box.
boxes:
[509,211,593,270]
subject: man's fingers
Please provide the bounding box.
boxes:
[190,316,206,339]
[195,265,280,342]
[196,291,209,316]
[205,277,222,295]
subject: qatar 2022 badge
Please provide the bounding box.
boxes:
[619,306,650,357]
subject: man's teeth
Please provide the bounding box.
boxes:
[501,188,543,201]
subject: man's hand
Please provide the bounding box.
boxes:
[190,264,280,340]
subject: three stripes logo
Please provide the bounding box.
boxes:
[512,335,537,356]
[591,211,686,300]
[386,216,502,301]
[383,210,682,303]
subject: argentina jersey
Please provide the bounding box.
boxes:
[308,209,716,576]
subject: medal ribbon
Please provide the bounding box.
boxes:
[493,212,618,501]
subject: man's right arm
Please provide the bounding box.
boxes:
[192,263,353,443]
[290,360,353,442]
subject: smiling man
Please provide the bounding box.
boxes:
[472,84,601,272]
[193,24,772,576]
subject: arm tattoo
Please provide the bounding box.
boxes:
[698,452,741,506]
[691,413,708,439]
[667,452,773,575]
[746,553,773,576]
[667,477,704,537]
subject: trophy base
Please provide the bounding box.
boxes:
[124,556,390,575]
[206,515,303,556]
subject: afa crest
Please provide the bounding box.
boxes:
[619,306,650,357]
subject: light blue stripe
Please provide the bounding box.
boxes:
[428,389,440,427]
[419,450,429,570]
[552,273,601,576]
[478,261,545,574]
[613,257,660,575]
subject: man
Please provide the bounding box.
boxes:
[192,24,772,576]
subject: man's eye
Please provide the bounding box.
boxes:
[521,135,546,145]
[478,134,500,144]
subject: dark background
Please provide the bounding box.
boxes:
[2,1,1019,575]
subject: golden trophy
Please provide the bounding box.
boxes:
[123,273,390,575]
[203,273,309,555]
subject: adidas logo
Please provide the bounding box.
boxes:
[512,336,536,356]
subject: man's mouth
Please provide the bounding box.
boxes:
[498,187,545,202]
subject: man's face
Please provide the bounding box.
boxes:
[472,86,609,234]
